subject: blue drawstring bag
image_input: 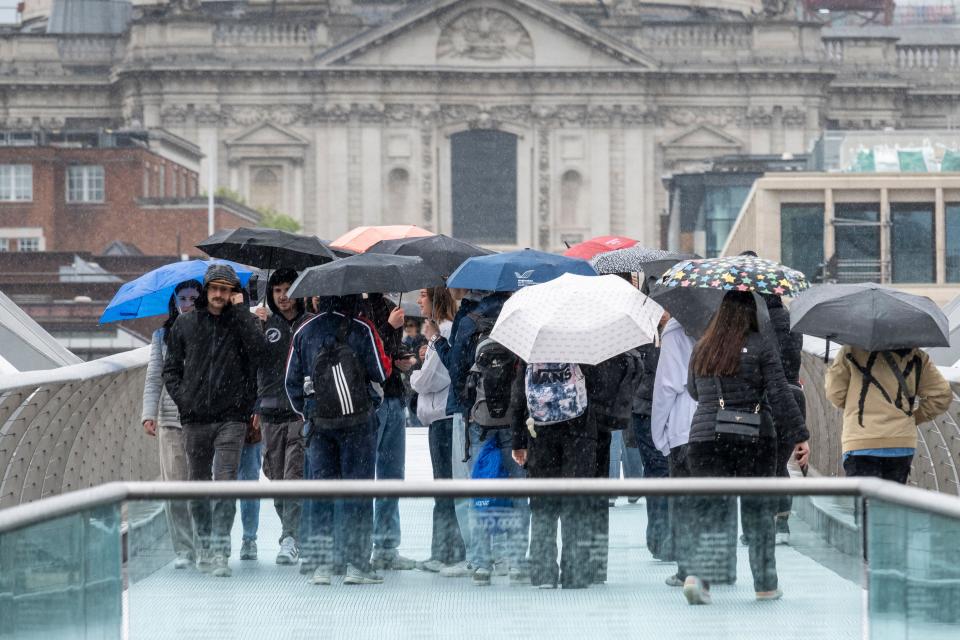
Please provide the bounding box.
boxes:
[471,436,512,512]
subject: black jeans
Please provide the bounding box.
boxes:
[687,437,779,592]
[843,454,912,484]
[183,421,247,556]
[427,418,465,565]
[633,414,671,558]
[587,429,612,583]
[527,416,596,588]
[668,445,693,580]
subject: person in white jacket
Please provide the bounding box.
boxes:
[411,286,466,572]
[650,317,698,588]
[141,279,201,570]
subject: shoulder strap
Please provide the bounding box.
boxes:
[335,317,351,345]
[880,351,922,417]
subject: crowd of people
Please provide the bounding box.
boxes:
[141,255,953,605]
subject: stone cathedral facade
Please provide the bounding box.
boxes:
[2,0,959,250]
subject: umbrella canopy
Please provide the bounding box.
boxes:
[490,273,663,365]
[789,283,949,351]
[650,256,808,336]
[366,234,493,277]
[563,235,637,260]
[590,246,676,275]
[287,253,444,298]
[100,259,253,323]
[635,253,701,281]
[197,227,337,270]
[446,249,597,292]
[331,225,433,253]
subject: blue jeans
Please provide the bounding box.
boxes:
[304,415,378,570]
[608,430,643,479]
[373,396,406,554]
[633,414,670,558]
[467,423,530,571]
[238,441,263,542]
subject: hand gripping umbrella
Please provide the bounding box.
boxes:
[446,249,597,292]
[196,227,337,270]
[789,283,949,352]
[287,253,444,299]
[366,234,493,278]
[650,255,809,336]
[490,273,664,365]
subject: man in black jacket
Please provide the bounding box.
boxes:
[163,263,264,578]
[253,268,311,566]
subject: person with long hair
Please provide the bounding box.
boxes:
[682,291,810,605]
[411,286,465,572]
[141,279,201,570]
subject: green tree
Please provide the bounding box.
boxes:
[257,207,301,232]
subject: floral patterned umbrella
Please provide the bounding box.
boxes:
[659,256,809,297]
[651,256,808,336]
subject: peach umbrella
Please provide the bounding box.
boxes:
[331,225,433,253]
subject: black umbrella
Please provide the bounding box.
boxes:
[287,253,444,298]
[197,228,337,270]
[638,253,701,281]
[366,234,493,277]
[789,283,949,352]
[649,285,725,337]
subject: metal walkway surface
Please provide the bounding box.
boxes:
[126,429,863,640]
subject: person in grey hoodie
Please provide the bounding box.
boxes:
[141,279,201,570]
[650,316,698,587]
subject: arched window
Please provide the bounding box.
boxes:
[385,167,410,224]
[560,170,582,226]
[250,166,281,211]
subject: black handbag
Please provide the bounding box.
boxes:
[714,377,761,441]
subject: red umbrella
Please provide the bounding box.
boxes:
[563,235,638,260]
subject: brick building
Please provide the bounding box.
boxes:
[0,129,260,256]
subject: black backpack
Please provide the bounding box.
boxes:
[587,350,643,431]
[468,334,520,427]
[310,320,375,428]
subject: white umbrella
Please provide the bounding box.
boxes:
[490,273,664,365]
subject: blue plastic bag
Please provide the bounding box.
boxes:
[471,436,512,511]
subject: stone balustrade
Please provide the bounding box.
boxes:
[636,23,753,50]
[213,22,321,47]
[897,45,960,70]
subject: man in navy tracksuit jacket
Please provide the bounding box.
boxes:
[285,295,390,585]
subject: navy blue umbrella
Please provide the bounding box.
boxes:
[446,249,597,292]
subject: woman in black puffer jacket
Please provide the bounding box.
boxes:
[680,291,810,606]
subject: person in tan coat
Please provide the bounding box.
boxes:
[826,345,953,483]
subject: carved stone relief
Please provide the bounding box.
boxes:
[437,9,534,62]
[420,127,434,228]
[537,128,550,250]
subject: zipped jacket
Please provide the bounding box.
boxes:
[162,303,266,425]
[257,308,312,421]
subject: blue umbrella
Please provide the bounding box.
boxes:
[446,249,597,292]
[100,259,254,324]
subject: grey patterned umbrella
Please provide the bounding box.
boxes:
[591,246,697,276]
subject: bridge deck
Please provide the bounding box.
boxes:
[126,428,862,639]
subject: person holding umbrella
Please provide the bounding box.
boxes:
[250,268,313,566]
[162,264,266,578]
[141,279,201,571]
[681,291,810,605]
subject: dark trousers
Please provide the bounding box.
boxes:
[775,440,794,533]
[527,416,597,588]
[183,421,246,555]
[687,437,779,592]
[843,454,912,484]
[262,418,305,542]
[304,415,377,571]
[588,430,612,583]
[633,414,671,558]
[428,418,465,565]
[668,445,693,580]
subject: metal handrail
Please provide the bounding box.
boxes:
[2,477,960,535]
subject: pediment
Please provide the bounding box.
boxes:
[663,125,743,150]
[225,122,309,148]
[318,0,656,69]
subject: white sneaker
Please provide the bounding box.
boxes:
[173,553,193,570]
[419,559,445,573]
[439,560,474,578]
[343,564,384,585]
[775,532,790,546]
[211,554,232,578]
[493,559,509,577]
[195,549,213,573]
[276,537,300,565]
[311,566,332,586]
[683,576,711,605]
